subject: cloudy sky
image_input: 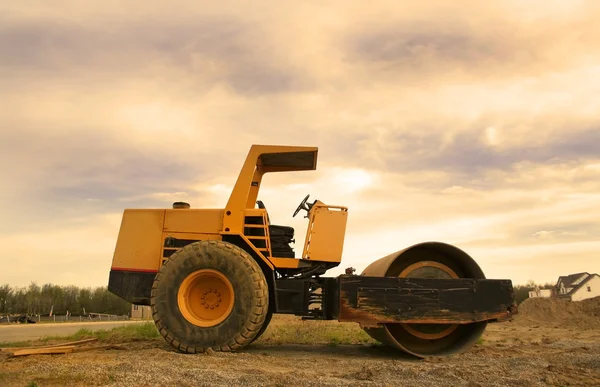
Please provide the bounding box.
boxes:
[1,0,599,289]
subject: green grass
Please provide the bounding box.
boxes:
[0,317,377,349]
[3,317,495,349]
[44,321,161,343]
[0,340,34,348]
[1,316,501,364]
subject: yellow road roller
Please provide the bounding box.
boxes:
[108,144,517,358]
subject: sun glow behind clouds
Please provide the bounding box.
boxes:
[485,126,500,146]
[329,168,375,194]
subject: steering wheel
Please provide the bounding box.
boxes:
[293,194,312,217]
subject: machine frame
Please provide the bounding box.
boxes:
[108,146,351,305]
[107,144,517,358]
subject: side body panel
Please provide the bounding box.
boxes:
[111,209,166,272]
[302,204,348,263]
[111,208,225,272]
[164,209,224,234]
[109,209,225,305]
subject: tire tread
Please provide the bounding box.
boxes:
[151,240,269,353]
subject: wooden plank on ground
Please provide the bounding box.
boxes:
[0,338,98,352]
[11,346,76,356]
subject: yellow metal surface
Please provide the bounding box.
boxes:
[243,208,267,217]
[164,209,224,234]
[245,167,264,209]
[177,269,235,327]
[162,232,222,241]
[221,233,275,270]
[111,145,350,273]
[269,257,301,269]
[224,145,318,234]
[240,208,274,268]
[112,209,166,271]
[302,203,348,263]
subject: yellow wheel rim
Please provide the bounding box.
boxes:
[400,261,459,340]
[177,269,235,327]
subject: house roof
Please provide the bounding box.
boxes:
[556,272,589,287]
[555,272,599,297]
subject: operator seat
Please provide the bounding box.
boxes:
[256,200,295,258]
[255,200,294,235]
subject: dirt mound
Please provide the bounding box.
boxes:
[515,296,600,329]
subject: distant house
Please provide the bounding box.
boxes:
[131,304,152,320]
[555,272,600,301]
[528,288,553,299]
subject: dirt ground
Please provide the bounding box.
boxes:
[1,297,599,387]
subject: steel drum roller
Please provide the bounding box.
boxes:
[361,242,488,358]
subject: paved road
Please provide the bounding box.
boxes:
[0,320,147,343]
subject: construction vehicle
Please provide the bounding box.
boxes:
[108,145,517,358]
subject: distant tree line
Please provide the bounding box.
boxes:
[513,280,556,304]
[0,282,131,316]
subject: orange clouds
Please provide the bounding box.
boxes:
[0,0,599,287]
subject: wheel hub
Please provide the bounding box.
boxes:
[177,269,234,327]
[201,288,222,308]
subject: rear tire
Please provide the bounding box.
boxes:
[249,308,273,344]
[151,240,269,353]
